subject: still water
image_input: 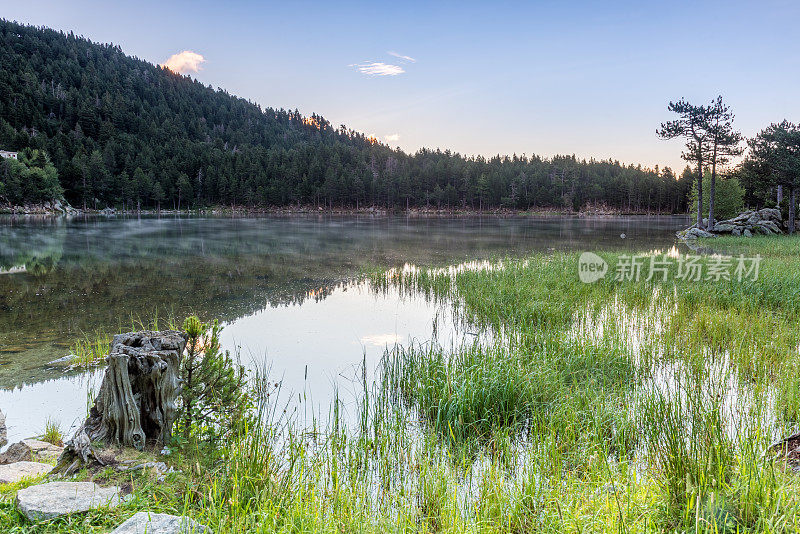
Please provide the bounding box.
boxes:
[0,214,690,444]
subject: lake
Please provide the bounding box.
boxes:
[0,214,690,444]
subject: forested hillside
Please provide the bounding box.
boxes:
[0,19,691,212]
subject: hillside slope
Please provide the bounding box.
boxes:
[0,19,689,212]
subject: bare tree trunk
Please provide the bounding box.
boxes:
[790,187,797,235]
[696,158,704,229]
[777,185,783,205]
[53,330,186,475]
[709,161,717,230]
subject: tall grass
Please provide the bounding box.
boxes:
[3,235,799,533]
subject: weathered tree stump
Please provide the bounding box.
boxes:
[54,330,186,474]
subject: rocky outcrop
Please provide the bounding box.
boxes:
[0,439,64,464]
[54,330,187,475]
[111,512,210,533]
[15,481,123,521]
[1,199,78,215]
[0,461,52,484]
[679,208,791,239]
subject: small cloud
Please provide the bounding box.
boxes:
[388,51,416,63]
[384,134,400,142]
[162,50,206,74]
[351,62,404,76]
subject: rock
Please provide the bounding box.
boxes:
[0,439,64,464]
[15,481,122,521]
[757,220,782,234]
[731,227,741,236]
[117,461,169,474]
[0,461,52,484]
[743,229,753,238]
[681,227,717,239]
[730,211,754,223]
[758,207,782,222]
[48,354,75,365]
[111,512,210,533]
[712,223,736,233]
[0,409,6,448]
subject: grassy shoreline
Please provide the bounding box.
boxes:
[2,235,799,532]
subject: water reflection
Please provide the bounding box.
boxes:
[0,214,690,442]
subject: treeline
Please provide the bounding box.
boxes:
[0,19,690,212]
[0,149,61,205]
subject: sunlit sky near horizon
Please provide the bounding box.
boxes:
[4,0,799,173]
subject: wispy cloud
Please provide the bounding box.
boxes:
[384,134,400,142]
[388,51,416,63]
[351,62,405,76]
[161,50,206,74]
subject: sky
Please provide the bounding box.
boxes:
[3,0,799,172]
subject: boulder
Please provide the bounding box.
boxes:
[681,227,717,239]
[111,512,210,533]
[757,220,782,234]
[731,227,741,236]
[743,229,753,238]
[712,223,736,233]
[0,461,51,484]
[0,439,64,464]
[15,481,122,521]
[0,409,6,448]
[730,211,754,223]
[746,213,762,226]
[758,207,782,222]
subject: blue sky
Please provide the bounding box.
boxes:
[4,0,799,172]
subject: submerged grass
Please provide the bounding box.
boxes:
[2,235,799,533]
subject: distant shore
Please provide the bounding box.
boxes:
[0,203,686,218]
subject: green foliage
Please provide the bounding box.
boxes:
[0,148,62,205]
[41,418,63,446]
[178,316,251,444]
[0,19,687,213]
[690,172,744,220]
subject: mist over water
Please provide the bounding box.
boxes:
[0,214,689,443]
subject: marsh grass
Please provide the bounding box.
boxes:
[41,418,63,447]
[68,314,182,368]
[3,235,799,533]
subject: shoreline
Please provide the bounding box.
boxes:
[0,204,687,218]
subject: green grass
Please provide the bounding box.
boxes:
[40,419,63,447]
[68,315,181,368]
[2,234,799,533]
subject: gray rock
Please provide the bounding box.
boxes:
[0,439,64,464]
[758,207,782,222]
[754,224,772,235]
[15,481,122,521]
[743,229,753,238]
[0,461,51,484]
[712,223,736,233]
[757,220,782,234]
[0,409,6,448]
[730,211,754,223]
[48,354,75,365]
[731,227,741,236]
[111,512,210,533]
[682,228,716,239]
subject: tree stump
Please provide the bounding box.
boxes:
[54,330,186,475]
